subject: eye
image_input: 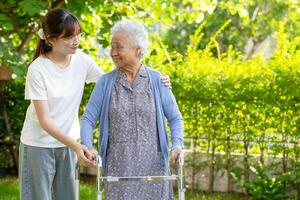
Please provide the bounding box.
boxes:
[65,36,74,40]
[62,33,84,42]
[111,44,124,50]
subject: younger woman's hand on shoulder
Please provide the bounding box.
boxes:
[161,74,172,88]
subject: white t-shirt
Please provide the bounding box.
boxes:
[21,50,104,147]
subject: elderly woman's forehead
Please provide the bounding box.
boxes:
[112,31,128,38]
[111,32,130,42]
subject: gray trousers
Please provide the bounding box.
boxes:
[19,142,76,200]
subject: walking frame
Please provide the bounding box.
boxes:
[75,154,185,200]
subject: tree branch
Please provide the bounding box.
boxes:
[52,0,66,9]
[17,31,34,55]
[17,0,66,55]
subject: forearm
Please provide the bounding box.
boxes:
[80,117,95,148]
[32,100,96,166]
[80,83,102,148]
[170,117,184,149]
[39,116,80,151]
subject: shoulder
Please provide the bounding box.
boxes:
[144,66,162,77]
[27,56,48,75]
[30,56,47,68]
[74,49,88,58]
[96,68,118,85]
[144,65,162,81]
[73,49,94,64]
[91,68,118,96]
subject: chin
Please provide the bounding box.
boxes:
[67,50,77,55]
[58,48,76,56]
[112,60,121,66]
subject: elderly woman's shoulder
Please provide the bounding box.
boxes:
[96,68,118,84]
[144,66,163,79]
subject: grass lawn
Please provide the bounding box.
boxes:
[0,176,253,200]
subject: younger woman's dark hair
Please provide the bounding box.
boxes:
[33,8,81,61]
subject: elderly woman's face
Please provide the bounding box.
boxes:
[110,31,140,68]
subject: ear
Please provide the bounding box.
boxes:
[46,35,54,47]
[136,48,141,58]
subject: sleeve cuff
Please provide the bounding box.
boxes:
[171,138,183,149]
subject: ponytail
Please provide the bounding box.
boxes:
[32,8,81,62]
[32,39,52,61]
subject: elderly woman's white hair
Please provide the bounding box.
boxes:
[111,20,148,59]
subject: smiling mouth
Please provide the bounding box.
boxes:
[112,57,120,61]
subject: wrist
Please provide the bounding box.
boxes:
[171,147,182,151]
[71,142,82,152]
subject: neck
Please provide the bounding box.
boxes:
[46,50,71,68]
[121,63,141,84]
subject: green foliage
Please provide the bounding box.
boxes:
[244,163,290,200]
[0,80,29,141]
[0,147,14,168]
[18,0,46,16]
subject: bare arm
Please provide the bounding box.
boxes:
[33,100,95,167]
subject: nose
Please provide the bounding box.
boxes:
[110,48,118,57]
[72,40,79,46]
[71,38,80,46]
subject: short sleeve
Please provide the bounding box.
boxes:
[25,67,47,100]
[85,56,104,83]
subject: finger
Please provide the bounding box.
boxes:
[79,154,96,167]
[84,149,94,160]
[161,78,170,84]
[88,148,98,156]
[80,157,95,167]
[92,150,98,157]
[161,75,169,81]
[84,152,92,161]
[160,79,172,88]
[172,153,177,163]
[164,82,171,86]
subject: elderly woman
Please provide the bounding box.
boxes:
[80,20,184,200]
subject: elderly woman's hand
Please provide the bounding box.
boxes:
[87,147,98,162]
[161,74,172,88]
[74,144,96,167]
[171,148,184,164]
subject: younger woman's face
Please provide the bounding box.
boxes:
[48,26,82,55]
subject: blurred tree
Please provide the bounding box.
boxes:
[162,0,300,56]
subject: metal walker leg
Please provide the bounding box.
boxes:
[96,155,103,200]
[75,162,80,200]
[177,154,185,200]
